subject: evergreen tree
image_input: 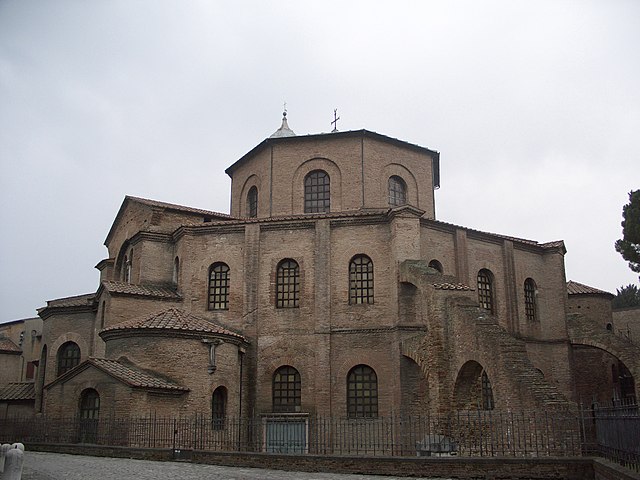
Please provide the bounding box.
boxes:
[612,284,640,309]
[615,190,640,280]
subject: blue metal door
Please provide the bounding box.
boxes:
[265,419,306,453]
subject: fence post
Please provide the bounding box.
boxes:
[0,443,12,473]
[3,447,24,480]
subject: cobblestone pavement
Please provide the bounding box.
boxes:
[20,451,451,480]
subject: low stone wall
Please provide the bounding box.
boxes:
[593,458,640,480]
[26,443,599,479]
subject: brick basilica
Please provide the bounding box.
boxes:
[1,113,638,423]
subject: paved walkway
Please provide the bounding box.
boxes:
[20,451,450,480]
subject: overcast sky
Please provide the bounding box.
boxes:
[1,1,639,321]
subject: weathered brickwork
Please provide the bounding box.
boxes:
[3,122,637,441]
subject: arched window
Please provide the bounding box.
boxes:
[212,386,227,430]
[57,342,80,376]
[124,249,133,283]
[79,388,100,419]
[347,365,378,418]
[247,186,258,218]
[428,259,443,273]
[173,257,180,285]
[208,263,230,310]
[100,301,106,329]
[477,269,495,314]
[276,259,299,308]
[388,175,407,206]
[524,278,537,321]
[481,370,495,410]
[349,255,374,304]
[304,170,330,213]
[273,366,301,413]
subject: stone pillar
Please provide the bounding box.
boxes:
[314,219,333,416]
[454,229,469,285]
[501,240,519,335]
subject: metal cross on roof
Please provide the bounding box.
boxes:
[331,109,340,132]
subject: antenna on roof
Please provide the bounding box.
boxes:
[331,109,340,132]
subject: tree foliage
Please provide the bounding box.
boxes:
[615,189,640,279]
[612,284,640,309]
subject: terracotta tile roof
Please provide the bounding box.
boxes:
[87,358,188,391]
[127,196,233,219]
[0,382,35,400]
[0,336,22,354]
[101,307,245,340]
[567,280,613,296]
[433,283,473,291]
[101,281,181,300]
[46,293,95,308]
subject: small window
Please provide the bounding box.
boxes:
[273,366,301,413]
[349,255,374,304]
[388,176,407,206]
[173,257,180,285]
[124,250,133,283]
[304,170,330,213]
[481,370,495,410]
[276,259,299,308]
[247,186,258,218]
[524,278,537,321]
[212,386,227,430]
[79,388,100,419]
[208,263,230,310]
[347,365,378,418]
[428,259,443,273]
[25,361,36,380]
[477,269,495,314]
[57,342,80,376]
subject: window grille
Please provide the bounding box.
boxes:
[477,269,494,313]
[57,342,80,376]
[276,259,299,308]
[349,255,374,304]
[208,263,230,310]
[388,175,407,206]
[524,278,537,321]
[247,186,258,218]
[304,170,330,213]
[273,366,301,412]
[347,365,378,418]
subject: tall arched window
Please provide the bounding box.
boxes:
[388,175,407,206]
[349,255,374,304]
[208,263,230,310]
[212,386,227,430]
[477,269,495,314]
[276,259,299,308]
[273,366,301,413]
[57,342,80,376]
[124,249,133,283]
[524,278,537,321]
[79,388,100,419]
[173,256,180,285]
[347,365,378,418]
[481,370,495,410]
[304,170,330,213]
[247,186,258,218]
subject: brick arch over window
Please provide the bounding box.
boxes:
[273,365,301,413]
[477,269,495,314]
[292,158,342,214]
[239,174,262,218]
[381,163,419,209]
[57,341,81,376]
[453,360,495,411]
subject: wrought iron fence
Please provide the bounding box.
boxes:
[0,410,583,458]
[580,401,639,472]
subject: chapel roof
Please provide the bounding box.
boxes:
[567,280,613,297]
[100,281,182,300]
[0,382,35,401]
[0,336,22,354]
[269,111,296,138]
[46,357,189,392]
[101,307,246,342]
[44,293,96,308]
